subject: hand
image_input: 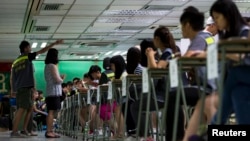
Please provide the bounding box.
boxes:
[190,50,205,57]
[42,104,46,110]
[173,52,181,59]
[10,90,16,98]
[43,112,48,116]
[60,74,65,79]
[54,39,63,45]
[145,48,156,57]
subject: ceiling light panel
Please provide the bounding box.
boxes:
[102,10,169,16]
[97,17,161,24]
[63,17,96,23]
[112,0,150,5]
[44,0,74,4]
[149,0,190,6]
[53,34,79,39]
[108,6,143,10]
[93,23,122,28]
[102,35,131,40]
[71,5,107,10]
[75,0,113,5]
[108,33,134,36]
[121,22,153,27]
[79,35,103,40]
[86,27,116,33]
[67,10,103,16]
[26,34,52,40]
[60,22,90,27]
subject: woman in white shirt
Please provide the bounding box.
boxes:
[44,48,64,138]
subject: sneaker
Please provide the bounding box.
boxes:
[10,132,27,138]
[20,131,31,136]
[98,129,103,136]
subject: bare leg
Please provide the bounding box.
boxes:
[23,108,33,132]
[89,105,96,131]
[204,93,218,122]
[183,100,204,141]
[46,110,55,137]
[114,105,124,136]
[80,107,87,127]
[183,93,218,141]
[12,108,26,133]
[151,112,157,131]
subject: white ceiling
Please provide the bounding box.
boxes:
[0,0,249,62]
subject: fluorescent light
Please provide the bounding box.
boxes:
[102,10,169,16]
[32,43,37,48]
[36,56,39,59]
[105,51,113,55]
[234,0,250,2]
[41,42,47,48]
[87,56,92,59]
[121,51,127,55]
[80,56,85,59]
[112,51,121,56]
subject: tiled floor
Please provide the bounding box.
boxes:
[0,131,78,141]
[0,131,138,141]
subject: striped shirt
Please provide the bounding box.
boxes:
[134,64,143,75]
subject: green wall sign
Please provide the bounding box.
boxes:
[33,61,103,96]
[0,72,10,95]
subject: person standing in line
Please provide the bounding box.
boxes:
[10,40,63,138]
[44,48,65,138]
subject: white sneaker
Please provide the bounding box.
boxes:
[98,129,103,136]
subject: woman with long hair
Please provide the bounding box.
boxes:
[44,48,64,138]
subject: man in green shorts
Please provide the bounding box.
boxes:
[10,39,63,137]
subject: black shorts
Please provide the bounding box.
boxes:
[45,96,61,111]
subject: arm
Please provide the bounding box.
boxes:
[146,48,168,69]
[10,69,16,97]
[33,104,47,115]
[183,36,207,57]
[183,50,204,57]
[146,48,170,69]
[36,40,63,55]
[50,64,64,84]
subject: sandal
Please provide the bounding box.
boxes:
[45,131,60,138]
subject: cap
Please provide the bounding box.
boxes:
[206,17,214,25]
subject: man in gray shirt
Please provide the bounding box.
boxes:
[10,40,63,137]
